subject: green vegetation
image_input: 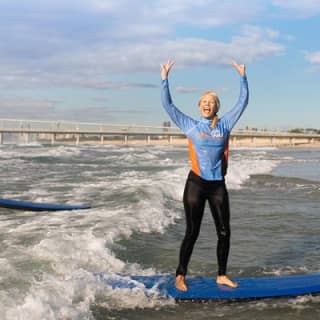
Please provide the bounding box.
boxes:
[289,128,320,134]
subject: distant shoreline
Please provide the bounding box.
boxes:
[3,127,320,147]
[35,136,320,148]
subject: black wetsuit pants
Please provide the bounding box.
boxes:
[176,170,231,277]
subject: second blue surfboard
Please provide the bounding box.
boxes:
[0,198,91,211]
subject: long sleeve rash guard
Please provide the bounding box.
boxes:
[161,76,249,181]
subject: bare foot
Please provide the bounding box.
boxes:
[216,275,238,288]
[175,275,188,291]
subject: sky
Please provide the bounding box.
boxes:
[0,0,320,130]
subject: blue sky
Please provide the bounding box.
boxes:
[0,0,319,129]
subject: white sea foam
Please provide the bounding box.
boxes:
[0,259,17,281]
[3,223,174,318]
[0,144,285,319]
[1,173,179,318]
[9,145,82,159]
[226,153,279,189]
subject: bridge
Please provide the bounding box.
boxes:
[0,118,319,146]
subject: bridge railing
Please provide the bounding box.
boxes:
[0,118,182,134]
[0,118,319,140]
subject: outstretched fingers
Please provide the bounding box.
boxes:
[163,60,175,72]
[231,60,246,77]
[160,60,175,80]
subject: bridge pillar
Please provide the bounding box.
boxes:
[22,132,30,144]
[51,133,56,145]
[0,133,3,144]
[147,136,151,144]
[168,136,172,144]
[124,135,128,144]
[290,137,295,145]
[100,134,104,144]
[76,134,80,145]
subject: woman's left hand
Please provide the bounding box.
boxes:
[231,60,246,77]
[160,60,175,80]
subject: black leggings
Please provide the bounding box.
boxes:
[176,170,231,277]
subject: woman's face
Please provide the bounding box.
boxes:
[199,93,218,119]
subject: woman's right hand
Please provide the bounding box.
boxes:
[231,60,246,77]
[160,60,175,80]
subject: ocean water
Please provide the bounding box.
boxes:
[0,143,319,320]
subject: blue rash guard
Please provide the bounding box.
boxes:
[161,75,249,181]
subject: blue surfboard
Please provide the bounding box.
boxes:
[0,198,91,211]
[98,273,320,301]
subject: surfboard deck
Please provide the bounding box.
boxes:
[99,273,320,301]
[0,198,91,211]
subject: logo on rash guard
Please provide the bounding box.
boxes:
[198,131,224,139]
[212,131,224,138]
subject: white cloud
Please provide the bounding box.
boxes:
[0,1,286,90]
[305,51,320,66]
[53,26,285,72]
[272,0,320,17]
[0,20,285,89]
[176,86,227,94]
[70,79,158,90]
[0,98,59,119]
[175,86,208,93]
[0,0,264,51]
[0,71,158,90]
[182,1,265,26]
[0,98,120,121]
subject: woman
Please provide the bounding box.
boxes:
[160,60,249,291]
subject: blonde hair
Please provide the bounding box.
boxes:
[198,91,220,129]
[210,115,219,129]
